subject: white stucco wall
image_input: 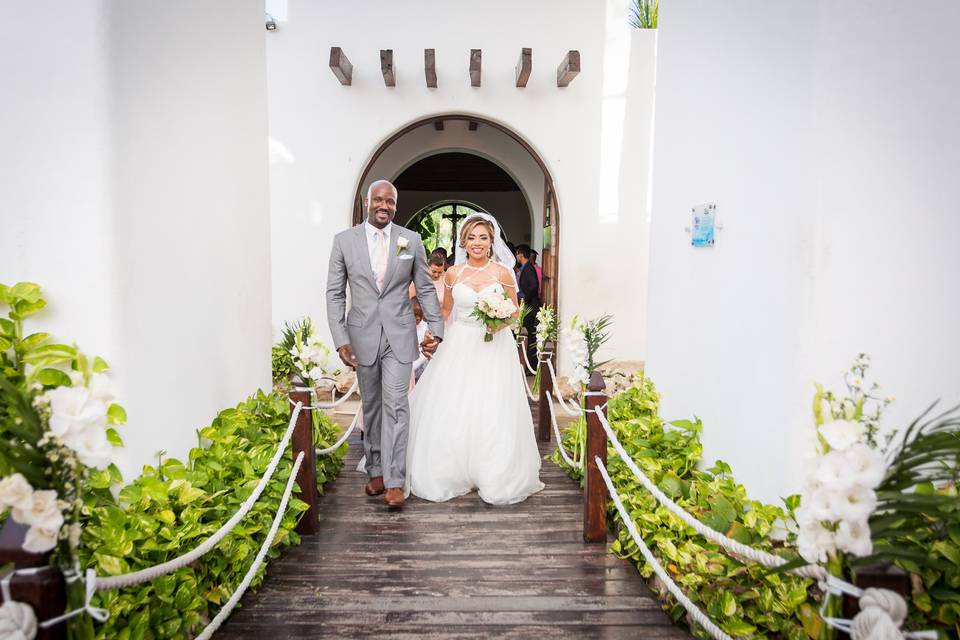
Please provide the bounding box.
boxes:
[0,1,273,481]
[646,1,960,503]
[266,0,657,367]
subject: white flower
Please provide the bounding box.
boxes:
[844,443,886,489]
[0,474,34,511]
[798,521,836,563]
[69,522,83,549]
[44,386,108,440]
[813,450,849,488]
[835,518,873,557]
[308,366,325,381]
[23,525,60,553]
[572,365,590,386]
[829,484,877,523]
[819,419,863,451]
[397,237,409,250]
[87,373,116,404]
[850,376,863,388]
[795,486,835,527]
[13,490,64,532]
[62,427,113,470]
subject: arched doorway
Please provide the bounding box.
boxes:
[352,114,560,310]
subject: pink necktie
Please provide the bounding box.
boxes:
[374,229,387,291]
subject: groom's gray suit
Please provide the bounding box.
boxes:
[326,223,443,489]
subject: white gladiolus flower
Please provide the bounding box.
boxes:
[819,419,863,451]
[23,525,60,553]
[829,484,877,523]
[0,473,34,511]
[86,373,116,404]
[844,443,886,489]
[813,450,850,488]
[44,386,108,440]
[798,522,836,563]
[794,487,835,526]
[62,427,113,470]
[308,366,325,381]
[69,522,83,549]
[13,490,64,532]
[835,519,873,557]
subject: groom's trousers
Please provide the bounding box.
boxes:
[356,329,412,489]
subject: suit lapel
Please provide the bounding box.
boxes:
[379,225,401,297]
[354,225,379,290]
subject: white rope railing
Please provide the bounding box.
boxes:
[548,390,578,467]
[596,458,733,640]
[592,406,826,581]
[316,409,361,455]
[545,360,585,416]
[289,377,359,410]
[521,367,537,401]
[519,336,538,376]
[193,451,305,640]
[94,403,304,590]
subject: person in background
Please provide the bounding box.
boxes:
[515,244,540,365]
[410,249,449,309]
[530,249,543,291]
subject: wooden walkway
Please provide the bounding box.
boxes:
[218,399,688,639]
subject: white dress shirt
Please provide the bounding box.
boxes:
[364,220,393,273]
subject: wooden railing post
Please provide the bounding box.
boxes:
[583,371,608,543]
[289,389,319,535]
[537,341,555,442]
[515,329,528,371]
[0,520,66,639]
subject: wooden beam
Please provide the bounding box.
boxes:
[433,120,444,131]
[468,121,478,131]
[469,49,482,87]
[424,48,437,88]
[557,50,580,87]
[515,48,532,87]
[329,46,353,86]
[380,49,395,87]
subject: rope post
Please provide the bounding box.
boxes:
[288,390,319,535]
[0,519,67,639]
[515,328,528,371]
[537,341,555,442]
[584,371,608,543]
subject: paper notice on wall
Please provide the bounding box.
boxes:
[691,204,717,247]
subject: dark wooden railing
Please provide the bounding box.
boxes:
[288,389,319,535]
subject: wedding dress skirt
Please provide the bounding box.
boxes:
[405,283,545,505]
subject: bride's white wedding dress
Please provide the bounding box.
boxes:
[405,280,545,505]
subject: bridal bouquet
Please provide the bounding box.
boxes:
[470,290,517,342]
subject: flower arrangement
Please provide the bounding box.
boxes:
[531,305,558,393]
[276,318,335,387]
[555,314,613,469]
[0,282,127,638]
[470,290,517,342]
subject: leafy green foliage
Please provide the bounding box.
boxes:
[555,375,817,638]
[80,390,348,639]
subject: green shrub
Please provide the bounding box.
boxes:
[81,390,347,639]
[554,375,818,639]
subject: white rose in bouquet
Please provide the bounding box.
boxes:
[14,489,64,532]
[471,291,517,342]
[0,473,34,511]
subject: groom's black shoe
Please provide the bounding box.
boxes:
[365,476,385,496]
[384,488,405,508]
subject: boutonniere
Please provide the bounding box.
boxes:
[396,236,409,255]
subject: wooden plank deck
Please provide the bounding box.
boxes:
[217,397,688,639]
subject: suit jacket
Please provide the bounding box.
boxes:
[518,262,541,309]
[326,224,444,367]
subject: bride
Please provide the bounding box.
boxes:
[405,213,545,504]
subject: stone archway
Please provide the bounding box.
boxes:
[352,114,561,311]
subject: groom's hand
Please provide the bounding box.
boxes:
[420,331,440,358]
[337,344,359,369]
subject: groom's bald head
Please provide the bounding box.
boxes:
[365,180,398,229]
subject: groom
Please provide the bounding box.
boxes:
[326,180,443,508]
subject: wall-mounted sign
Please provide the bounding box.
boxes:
[691,203,717,247]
